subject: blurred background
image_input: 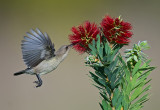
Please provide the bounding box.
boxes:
[0,0,159,110]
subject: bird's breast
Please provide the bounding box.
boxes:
[34,57,61,75]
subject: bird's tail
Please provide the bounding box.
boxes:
[14,70,25,76]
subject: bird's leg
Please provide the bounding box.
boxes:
[34,74,43,88]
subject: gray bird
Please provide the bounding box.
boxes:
[14,28,73,87]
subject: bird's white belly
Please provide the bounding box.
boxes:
[33,58,60,75]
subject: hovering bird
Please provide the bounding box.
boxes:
[14,28,73,87]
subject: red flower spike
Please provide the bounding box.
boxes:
[69,21,100,53]
[101,15,132,45]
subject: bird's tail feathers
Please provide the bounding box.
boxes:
[14,70,26,76]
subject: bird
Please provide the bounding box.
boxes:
[14,28,73,88]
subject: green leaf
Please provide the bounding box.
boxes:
[88,43,97,56]
[130,94,149,109]
[119,56,130,81]
[99,103,104,110]
[139,41,150,50]
[102,99,112,110]
[130,83,143,101]
[145,60,151,65]
[104,67,112,80]
[108,56,118,70]
[103,56,108,62]
[105,86,111,96]
[99,47,103,59]
[109,48,119,62]
[112,47,120,56]
[95,71,106,80]
[107,104,112,110]
[110,69,119,89]
[141,85,151,95]
[126,82,132,95]
[131,72,141,90]
[89,71,98,79]
[130,105,141,110]
[100,92,110,102]
[102,99,108,110]
[122,95,129,110]
[124,94,130,103]
[126,56,133,62]
[133,71,150,89]
[138,67,155,72]
[134,55,138,62]
[112,88,120,106]
[105,43,111,55]
[132,60,142,76]
[139,98,149,106]
[89,72,104,87]
[116,95,123,109]
[139,69,151,78]
[98,78,106,86]
[144,79,151,85]
[92,39,96,47]
[93,84,103,90]
[97,35,101,52]
[115,72,124,86]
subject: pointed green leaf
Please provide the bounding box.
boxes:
[95,71,106,80]
[111,68,120,87]
[99,47,103,59]
[126,82,132,95]
[105,43,111,55]
[141,85,151,95]
[131,72,140,89]
[134,55,138,62]
[138,67,155,72]
[99,103,104,110]
[102,99,112,110]
[97,35,100,52]
[126,56,133,62]
[104,68,112,80]
[93,84,103,90]
[89,72,104,87]
[98,78,106,86]
[132,60,142,76]
[130,83,143,101]
[116,95,123,109]
[108,56,118,70]
[92,39,96,47]
[105,87,111,97]
[112,88,120,106]
[102,99,108,110]
[130,94,149,109]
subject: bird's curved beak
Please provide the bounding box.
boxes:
[67,43,77,48]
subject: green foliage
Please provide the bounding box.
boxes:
[86,36,155,110]
[125,41,150,63]
[121,59,155,110]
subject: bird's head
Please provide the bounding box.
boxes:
[55,44,74,57]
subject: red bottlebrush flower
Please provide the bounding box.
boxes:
[101,16,132,44]
[69,21,99,53]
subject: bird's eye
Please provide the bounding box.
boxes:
[66,46,68,49]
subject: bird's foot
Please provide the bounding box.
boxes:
[33,80,42,88]
[33,74,43,88]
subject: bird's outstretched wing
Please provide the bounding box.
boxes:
[21,28,55,68]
